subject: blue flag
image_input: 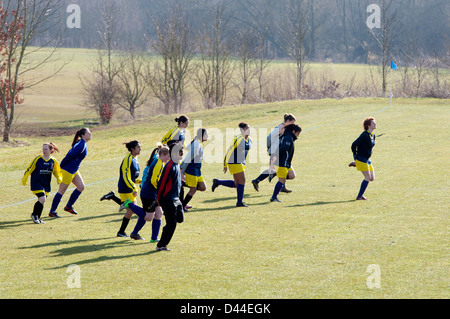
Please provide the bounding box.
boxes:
[390,61,397,70]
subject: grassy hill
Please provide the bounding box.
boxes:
[0,96,448,299]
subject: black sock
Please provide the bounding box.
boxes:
[180,186,185,203]
[33,201,44,218]
[112,195,122,205]
[255,173,269,182]
[183,194,193,207]
[119,217,130,234]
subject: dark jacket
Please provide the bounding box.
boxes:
[276,131,297,168]
[157,160,181,202]
[351,131,375,163]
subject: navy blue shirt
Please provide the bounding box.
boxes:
[351,131,375,163]
[60,139,87,174]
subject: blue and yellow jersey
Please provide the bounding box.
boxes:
[22,155,62,194]
[181,139,203,177]
[140,158,165,200]
[161,126,186,148]
[118,153,140,194]
[223,134,252,168]
[60,139,87,174]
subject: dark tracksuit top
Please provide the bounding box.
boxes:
[157,160,181,203]
[351,131,376,164]
[276,131,297,169]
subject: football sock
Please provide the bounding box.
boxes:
[33,201,44,218]
[358,180,369,198]
[272,181,284,199]
[50,192,62,212]
[182,194,193,207]
[111,195,122,205]
[255,170,270,183]
[66,189,82,208]
[216,180,235,188]
[127,202,146,219]
[237,184,245,204]
[151,219,162,241]
[131,217,146,236]
[118,217,130,234]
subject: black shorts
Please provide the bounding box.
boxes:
[141,198,158,213]
[34,192,46,198]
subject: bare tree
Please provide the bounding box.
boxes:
[367,0,404,94]
[114,49,149,119]
[0,0,65,142]
[193,2,235,109]
[81,50,121,124]
[145,5,194,114]
[81,0,122,124]
[276,0,311,95]
[233,29,259,104]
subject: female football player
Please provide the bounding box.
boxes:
[252,113,296,192]
[349,117,377,200]
[122,145,170,241]
[161,115,189,147]
[100,141,142,237]
[270,124,302,203]
[49,128,91,218]
[212,122,252,207]
[22,143,62,224]
[180,128,208,211]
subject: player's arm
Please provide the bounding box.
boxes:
[52,159,62,184]
[22,156,39,186]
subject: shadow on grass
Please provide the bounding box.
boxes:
[45,249,160,270]
[286,199,356,207]
[0,219,30,230]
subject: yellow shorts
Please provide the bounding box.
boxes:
[61,169,79,185]
[355,160,374,172]
[228,164,245,175]
[119,193,137,202]
[274,166,293,178]
[185,173,205,188]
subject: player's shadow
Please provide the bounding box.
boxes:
[45,250,160,270]
[0,219,30,230]
[286,199,355,207]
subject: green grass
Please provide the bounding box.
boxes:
[1,97,449,299]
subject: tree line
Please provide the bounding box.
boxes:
[1,0,449,141]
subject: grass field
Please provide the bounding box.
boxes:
[0,96,448,299]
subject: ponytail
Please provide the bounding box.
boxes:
[124,140,140,152]
[175,115,189,126]
[72,128,89,147]
[284,113,296,122]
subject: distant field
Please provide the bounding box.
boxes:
[15,47,393,126]
[1,97,448,299]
